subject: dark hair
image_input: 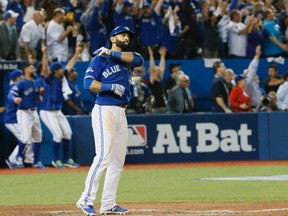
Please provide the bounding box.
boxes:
[212,61,222,73]
[230,9,239,20]
[268,64,278,72]
[22,64,31,74]
[263,8,273,19]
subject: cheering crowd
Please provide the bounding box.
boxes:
[1,0,288,170]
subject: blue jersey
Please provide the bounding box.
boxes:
[139,11,162,46]
[4,84,18,123]
[84,55,133,105]
[35,74,46,110]
[41,73,65,110]
[62,80,84,115]
[87,6,108,56]
[113,12,135,33]
[8,78,40,110]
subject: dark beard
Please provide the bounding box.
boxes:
[30,72,36,78]
[115,38,129,51]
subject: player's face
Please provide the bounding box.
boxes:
[55,68,64,78]
[27,65,37,78]
[115,33,130,50]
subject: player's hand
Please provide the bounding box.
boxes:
[14,97,22,104]
[93,47,111,56]
[111,84,125,97]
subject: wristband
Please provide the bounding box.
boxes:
[101,83,112,92]
[110,50,122,60]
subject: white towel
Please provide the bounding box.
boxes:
[62,76,73,101]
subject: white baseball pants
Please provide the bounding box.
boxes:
[5,123,34,163]
[17,110,42,144]
[78,104,128,211]
[40,110,72,142]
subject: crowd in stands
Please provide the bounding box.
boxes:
[3,0,288,171]
[1,0,288,114]
[1,0,288,61]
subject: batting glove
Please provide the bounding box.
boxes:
[111,84,125,97]
[93,47,111,56]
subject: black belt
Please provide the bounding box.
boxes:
[116,104,128,108]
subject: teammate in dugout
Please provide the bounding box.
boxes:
[76,26,144,215]
[39,46,81,169]
[8,55,49,169]
[5,69,34,168]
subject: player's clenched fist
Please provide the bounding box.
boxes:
[111,84,125,97]
[13,97,22,104]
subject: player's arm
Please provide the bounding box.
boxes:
[85,78,125,97]
[93,47,144,67]
[8,85,22,105]
[84,66,125,97]
[65,99,83,114]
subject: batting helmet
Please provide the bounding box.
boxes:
[109,26,134,40]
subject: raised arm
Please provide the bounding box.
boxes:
[41,45,50,78]
[158,47,167,78]
[154,0,164,15]
[245,45,261,84]
[148,46,155,69]
[66,45,83,73]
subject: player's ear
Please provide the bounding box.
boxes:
[110,36,116,43]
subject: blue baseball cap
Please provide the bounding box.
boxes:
[235,74,246,83]
[143,2,152,8]
[10,69,23,81]
[4,10,19,20]
[109,26,134,40]
[124,0,133,7]
[50,62,64,72]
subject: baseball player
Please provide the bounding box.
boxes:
[8,63,48,169]
[39,46,81,169]
[5,69,34,168]
[76,26,144,215]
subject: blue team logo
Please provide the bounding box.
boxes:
[128,125,147,147]
[86,67,94,73]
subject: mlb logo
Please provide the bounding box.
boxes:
[128,125,147,147]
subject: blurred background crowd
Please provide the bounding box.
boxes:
[1,0,288,62]
[1,0,288,115]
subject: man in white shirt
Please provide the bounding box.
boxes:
[227,9,254,58]
[18,10,45,63]
[47,8,72,62]
[276,72,288,111]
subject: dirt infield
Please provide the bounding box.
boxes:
[1,160,288,216]
[1,202,288,216]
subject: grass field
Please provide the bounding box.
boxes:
[1,164,288,207]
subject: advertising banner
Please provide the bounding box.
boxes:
[126,113,259,163]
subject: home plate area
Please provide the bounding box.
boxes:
[2,203,288,216]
